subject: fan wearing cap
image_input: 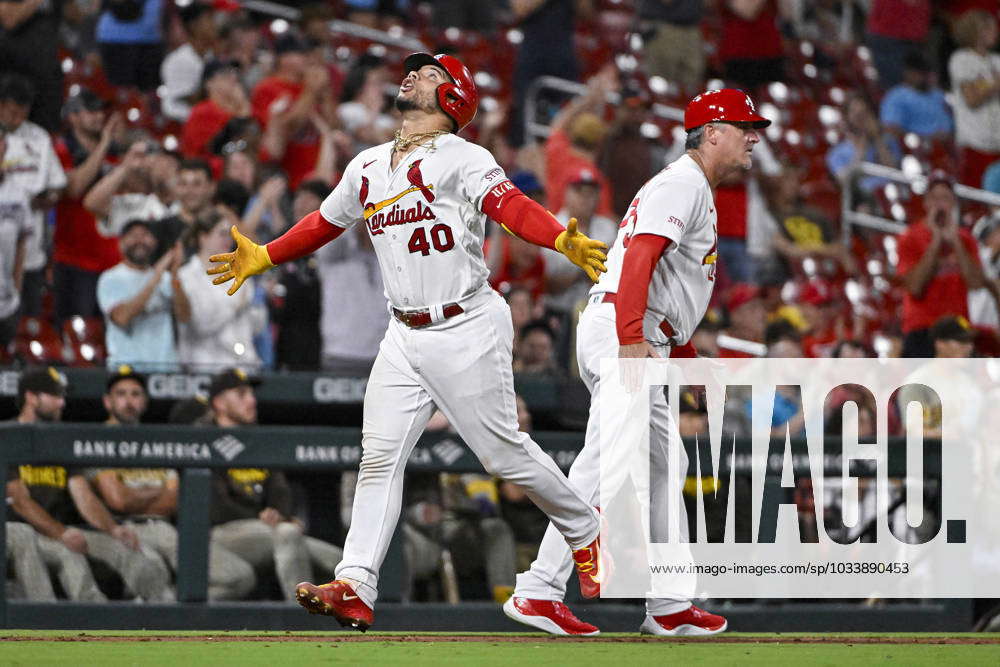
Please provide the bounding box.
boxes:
[507,89,770,638]
[7,366,173,602]
[96,217,192,370]
[543,166,620,313]
[180,59,253,162]
[52,90,123,323]
[717,283,767,358]
[251,32,336,189]
[796,281,852,358]
[896,171,985,357]
[209,52,609,630]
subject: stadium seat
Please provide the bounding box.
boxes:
[14,336,64,364]
[16,316,59,342]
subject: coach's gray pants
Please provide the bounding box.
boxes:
[514,302,691,616]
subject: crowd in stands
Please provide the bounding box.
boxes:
[2,0,1000,604]
[1,0,999,378]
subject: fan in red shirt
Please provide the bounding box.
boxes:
[718,283,767,357]
[896,171,985,357]
[798,280,853,358]
[251,33,337,189]
[180,59,255,171]
[718,0,786,89]
[543,70,616,219]
[52,90,122,322]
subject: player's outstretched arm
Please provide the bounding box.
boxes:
[207,211,345,296]
[482,184,608,282]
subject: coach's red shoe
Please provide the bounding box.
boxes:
[502,597,600,636]
[295,580,373,632]
[639,605,728,636]
[572,537,606,598]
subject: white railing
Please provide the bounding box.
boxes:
[238,1,427,52]
[842,162,1000,242]
[523,75,683,142]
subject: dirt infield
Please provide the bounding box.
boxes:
[3,633,999,645]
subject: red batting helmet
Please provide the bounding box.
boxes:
[403,52,478,132]
[684,89,771,131]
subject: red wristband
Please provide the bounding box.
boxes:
[481,182,563,250]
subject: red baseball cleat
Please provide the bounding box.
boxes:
[502,596,600,636]
[639,605,728,636]
[295,580,373,632]
[572,537,606,598]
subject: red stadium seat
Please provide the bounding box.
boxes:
[63,316,105,347]
[14,337,64,364]
[16,316,58,342]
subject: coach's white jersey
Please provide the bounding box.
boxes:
[591,153,718,345]
[319,134,509,310]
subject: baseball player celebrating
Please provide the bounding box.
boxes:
[207,52,609,631]
[504,90,771,636]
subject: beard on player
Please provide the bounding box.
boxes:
[395,89,436,115]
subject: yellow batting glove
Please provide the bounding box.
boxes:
[206,225,275,296]
[554,218,608,283]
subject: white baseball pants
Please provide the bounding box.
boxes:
[514,301,691,616]
[335,286,600,607]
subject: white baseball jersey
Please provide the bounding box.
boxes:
[591,153,718,345]
[1,120,67,271]
[319,134,508,311]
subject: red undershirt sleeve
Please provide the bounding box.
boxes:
[265,210,345,265]
[616,233,671,345]
[480,181,564,250]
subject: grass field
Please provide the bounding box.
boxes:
[3,631,1000,666]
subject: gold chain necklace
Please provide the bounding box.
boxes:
[393,129,448,153]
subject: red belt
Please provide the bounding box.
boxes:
[598,292,677,340]
[392,303,464,328]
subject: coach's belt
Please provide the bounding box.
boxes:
[591,292,678,344]
[392,303,464,328]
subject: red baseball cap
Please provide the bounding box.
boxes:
[684,89,771,131]
[799,281,836,307]
[926,168,956,192]
[726,283,761,312]
[567,166,600,187]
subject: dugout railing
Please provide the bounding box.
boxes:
[0,423,971,631]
